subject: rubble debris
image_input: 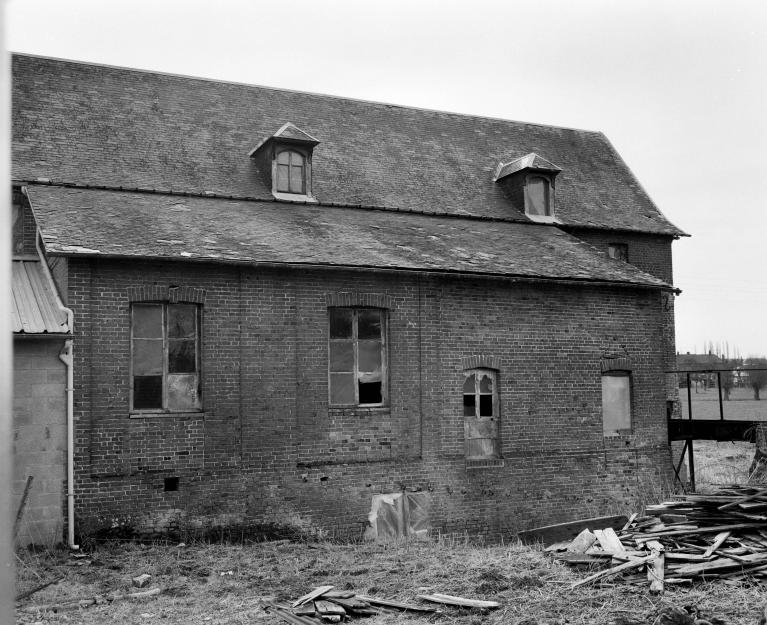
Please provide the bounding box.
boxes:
[552,485,767,591]
[292,585,334,608]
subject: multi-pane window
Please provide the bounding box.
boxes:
[275,149,305,194]
[602,371,631,435]
[463,369,500,458]
[608,243,629,262]
[525,175,551,216]
[131,303,201,412]
[328,308,387,406]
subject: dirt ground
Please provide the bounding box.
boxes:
[14,538,767,625]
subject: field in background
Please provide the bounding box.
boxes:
[14,538,767,625]
[679,386,767,421]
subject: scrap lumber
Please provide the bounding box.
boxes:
[567,529,597,553]
[646,540,665,595]
[267,605,318,625]
[702,531,731,558]
[417,593,500,609]
[517,514,628,546]
[292,585,333,608]
[355,595,436,612]
[314,600,346,617]
[570,554,656,589]
[718,487,767,511]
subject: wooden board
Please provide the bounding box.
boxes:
[517,515,628,546]
[417,593,499,609]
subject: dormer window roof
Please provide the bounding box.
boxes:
[494,152,561,223]
[249,123,319,203]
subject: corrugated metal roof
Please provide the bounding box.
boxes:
[12,261,70,334]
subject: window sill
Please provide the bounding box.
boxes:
[272,191,318,203]
[603,429,633,438]
[328,406,391,417]
[525,213,560,224]
[466,458,505,470]
[130,410,204,419]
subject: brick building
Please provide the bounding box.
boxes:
[12,54,686,541]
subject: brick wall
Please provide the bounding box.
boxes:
[13,339,68,546]
[65,257,675,538]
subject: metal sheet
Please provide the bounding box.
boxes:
[11,261,69,334]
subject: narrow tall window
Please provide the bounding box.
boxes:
[525,176,550,216]
[275,150,305,194]
[463,369,500,458]
[131,303,201,412]
[602,371,631,434]
[329,308,387,406]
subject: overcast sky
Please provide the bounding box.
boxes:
[6,0,767,358]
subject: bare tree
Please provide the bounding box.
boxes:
[745,358,767,400]
[718,360,737,400]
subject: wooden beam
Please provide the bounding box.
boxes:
[517,515,628,546]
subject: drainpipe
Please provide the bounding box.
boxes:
[33,228,78,548]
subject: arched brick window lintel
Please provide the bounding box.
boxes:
[601,356,633,373]
[127,285,206,304]
[325,291,393,309]
[461,355,501,371]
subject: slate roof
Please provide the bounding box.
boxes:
[495,153,562,180]
[26,185,672,290]
[12,260,70,334]
[12,54,685,236]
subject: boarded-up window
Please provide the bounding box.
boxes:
[602,371,631,435]
[329,308,387,406]
[463,369,500,458]
[131,303,202,412]
[525,175,551,216]
[364,492,430,541]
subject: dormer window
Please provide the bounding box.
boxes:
[525,175,551,217]
[276,149,306,194]
[249,123,319,202]
[494,153,561,223]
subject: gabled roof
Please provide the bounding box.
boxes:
[494,153,562,181]
[26,185,672,291]
[248,122,320,156]
[12,260,70,334]
[12,54,685,236]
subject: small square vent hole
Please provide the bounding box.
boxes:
[164,477,179,492]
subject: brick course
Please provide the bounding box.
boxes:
[65,256,675,538]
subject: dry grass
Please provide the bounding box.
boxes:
[14,537,767,625]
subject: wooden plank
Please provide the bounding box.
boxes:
[672,552,767,576]
[356,595,436,612]
[517,514,628,546]
[621,513,638,532]
[595,527,626,555]
[635,523,764,542]
[646,540,664,595]
[314,600,346,616]
[417,593,499,609]
[566,529,596,554]
[570,554,656,589]
[292,585,333,608]
[717,487,767,511]
[702,531,731,558]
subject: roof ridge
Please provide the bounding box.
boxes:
[11,52,604,136]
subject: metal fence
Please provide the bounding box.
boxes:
[672,368,767,422]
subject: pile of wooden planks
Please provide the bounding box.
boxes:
[266,586,499,623]
[549,486,767,593]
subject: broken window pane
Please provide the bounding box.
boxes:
[358,340,382,372]
[479,394,493,417]
[134,375,163,409]
[463,374,476,395]
[167,374,200,411]
[358,309,382,339]
[169,339,196,373]
[479,374,493,394]
[330,373,355,404]
[133,305,162,338]
[329,309,353,339]
[329,341,354,372]
[168,304,196,338]
[359,381,382,404]
[463,393,476,417]
[132,339,163,375]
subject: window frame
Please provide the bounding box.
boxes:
[462,368,499,418]
[601,370,632,435]
[524,174,552,217]
[327,307,388,408]
[608,243,629,262]
[274,147,308,195]
[130,302,203,414]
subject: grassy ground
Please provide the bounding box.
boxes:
[14,537,767,625]
[679,386,767,421]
